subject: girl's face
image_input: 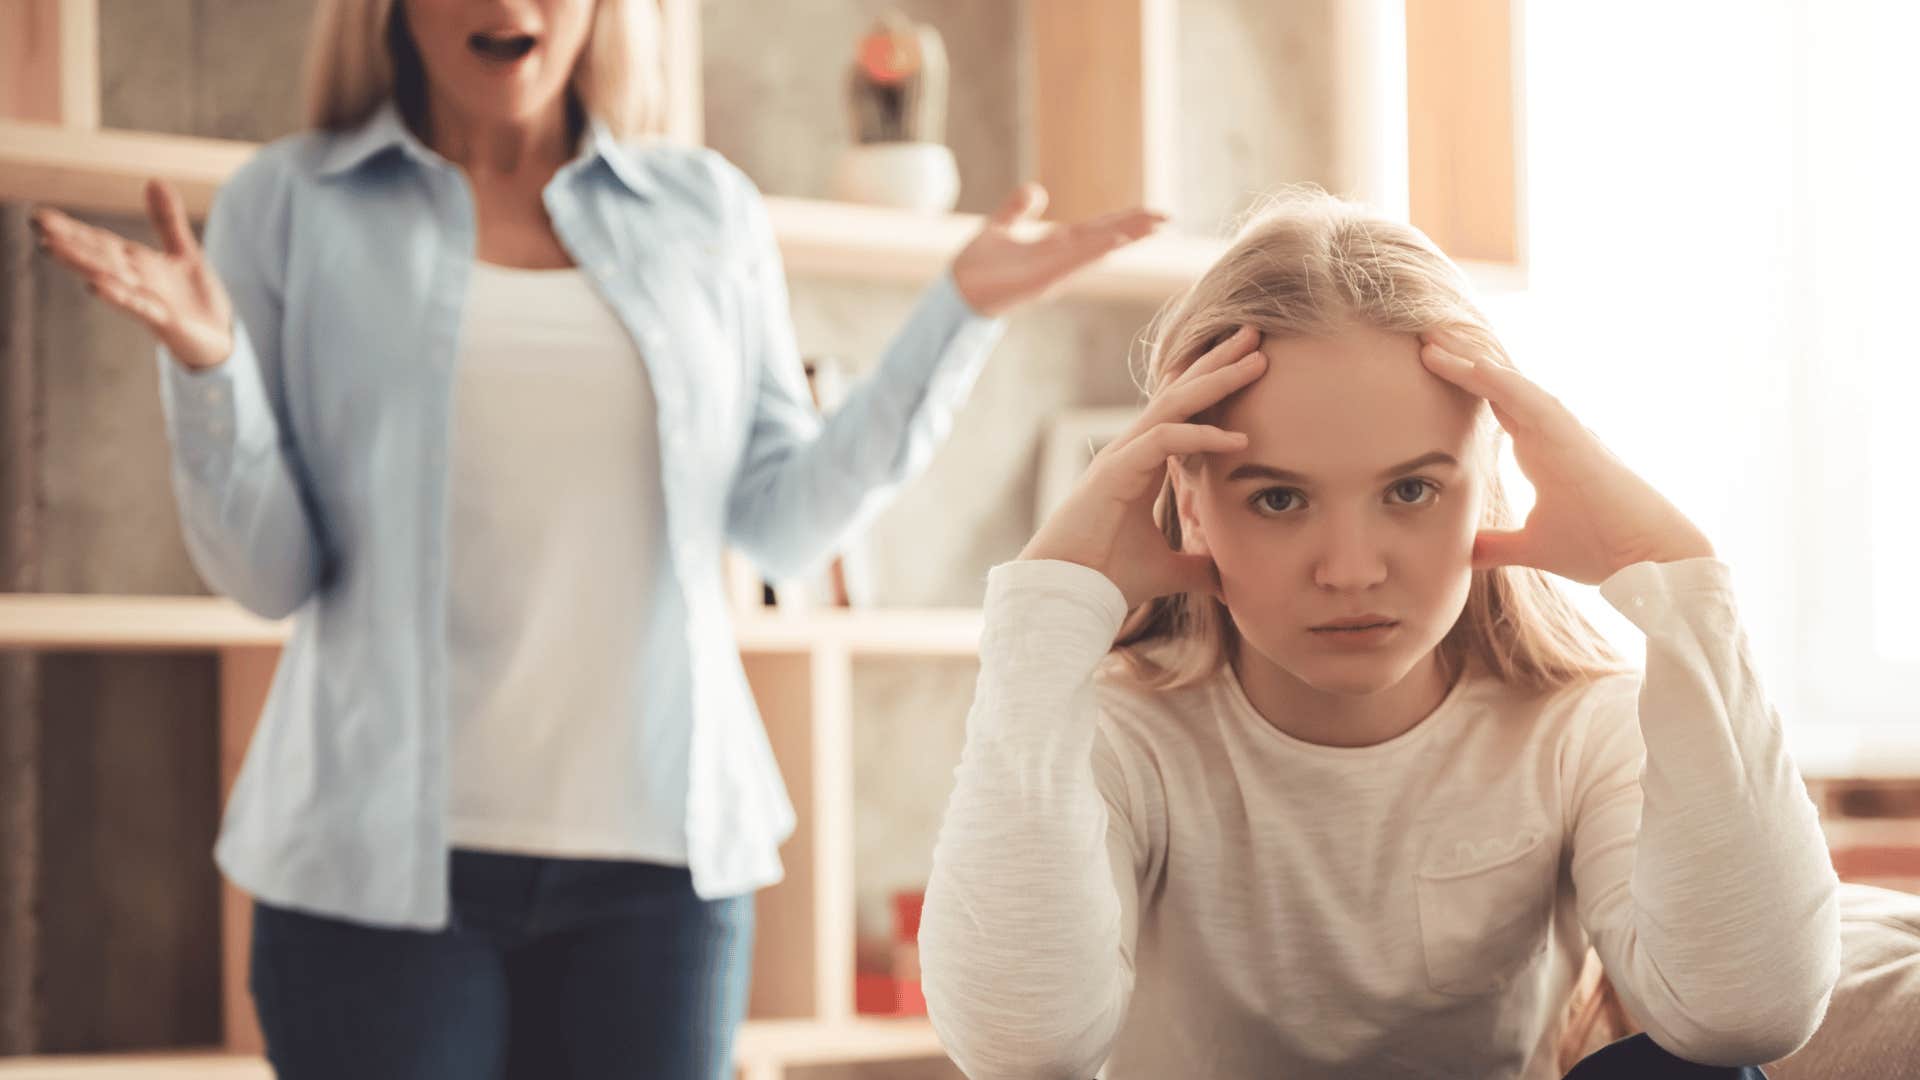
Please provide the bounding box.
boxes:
[404,0,595,127]
[1177,324,1488,696]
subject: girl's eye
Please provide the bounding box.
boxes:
[1390,478,1438,505]
[1252,488,1302,515]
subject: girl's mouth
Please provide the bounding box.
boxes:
[469,31,538,62]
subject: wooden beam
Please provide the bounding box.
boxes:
[0,122,252,219]
[0,0,99,128]
[743,644,855,1022]
[1405,0,1523,265]
[744,653,816,1018]
[1027,0,1177,222]
[216,647,277,1055]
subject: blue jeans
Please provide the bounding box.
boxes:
[1564,1034,1771,1078]
[249,849,754,1080]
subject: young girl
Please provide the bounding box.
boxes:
[919,191,1841,1079]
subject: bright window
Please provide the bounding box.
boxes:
[1486,1,1918,763]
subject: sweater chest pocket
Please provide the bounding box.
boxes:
[1414,824,1557,997]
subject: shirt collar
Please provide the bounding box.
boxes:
[315,98,659,201]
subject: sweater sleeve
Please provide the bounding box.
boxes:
[920,559,1147,1080]
[1568,557,1841,1066]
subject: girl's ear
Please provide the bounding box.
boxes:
[1171,466,1213,559]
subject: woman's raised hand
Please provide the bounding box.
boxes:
[32,179,235,371]
[1419,332,1716,584]
[1019,327,1267,609]
[950,183,1168,317]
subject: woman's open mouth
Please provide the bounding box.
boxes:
[469,31,538,63]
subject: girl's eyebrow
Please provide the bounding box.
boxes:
[1224,450,1460,485]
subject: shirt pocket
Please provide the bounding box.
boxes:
[1413,823,1557,997]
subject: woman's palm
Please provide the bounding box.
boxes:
[33,179,234,370]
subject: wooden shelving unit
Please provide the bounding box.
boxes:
[1,0,1535,1075]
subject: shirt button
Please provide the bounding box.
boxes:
[202,387,220,405]
[1633,596,1646,608]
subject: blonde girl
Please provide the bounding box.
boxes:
[920,190,1839,1079]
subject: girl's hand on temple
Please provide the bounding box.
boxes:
[1019,327,1267,609]
[1418,333,1716,584]
[31,180,235,372]
[951,183,1169,317]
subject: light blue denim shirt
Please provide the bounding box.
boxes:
[158,100,1005,928]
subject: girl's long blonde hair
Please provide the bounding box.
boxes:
[1114,188,1629,694]
[303,0,664,138]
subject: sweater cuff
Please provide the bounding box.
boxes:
[1599,557,1737,635]
[980,559,1130,670]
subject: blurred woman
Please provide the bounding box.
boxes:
[31,1,1164,1076]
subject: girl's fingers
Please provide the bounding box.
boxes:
[1110,422,1248,477]
[1469,527,1532,572]
[1113,328,1265,447]
[146,180,199,259]
[1145,344,1267,428]
[1171,325,1262,391]
[1419,339,1560,431]
[1163,551,1222,597]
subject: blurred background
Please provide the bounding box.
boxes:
[0,1,1915,1077]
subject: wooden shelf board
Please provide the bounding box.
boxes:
[0,593,981,658]
[735,606,981,657]
[0,119,1215,303]
[0,1052,269,1079]
[0,593,289,650]
[0,120,251,219]
[734,1016,945,1066]
[0,1019,945,1076]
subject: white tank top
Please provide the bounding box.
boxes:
[445,260,685,864]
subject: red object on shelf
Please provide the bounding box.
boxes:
[893,890,924,941]
[855,972,927,1017]
[855,888,932,1016]
[856,971,898,1014]
[896,975,927,1014]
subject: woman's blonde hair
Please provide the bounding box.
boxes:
[1114,187,1630,694]
[303,0,664,138]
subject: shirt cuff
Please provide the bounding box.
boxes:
[157,319,275,481]
[1598,556,1737,634]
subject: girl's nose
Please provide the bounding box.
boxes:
[1312,517,1389,591]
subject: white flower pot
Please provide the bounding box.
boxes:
[829,141,961,214]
